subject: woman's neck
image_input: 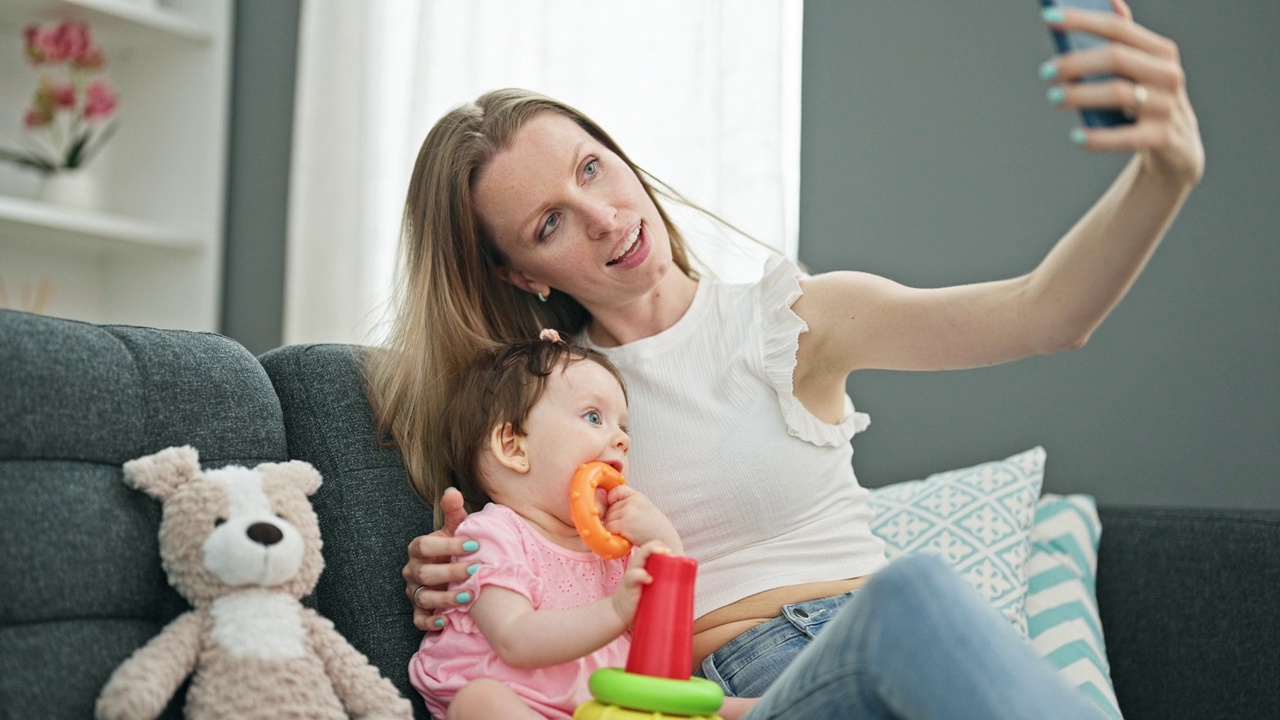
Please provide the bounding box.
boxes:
[586,270,699,348]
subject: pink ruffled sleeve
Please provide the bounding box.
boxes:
[757,254,871,448]
[440,505,544,633]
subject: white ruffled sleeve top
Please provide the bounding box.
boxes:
[579,255,888,619]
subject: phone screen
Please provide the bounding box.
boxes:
[1041,0,1132,127]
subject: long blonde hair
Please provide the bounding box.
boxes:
[366,88,700,525]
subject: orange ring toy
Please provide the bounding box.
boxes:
[570,462,633,560]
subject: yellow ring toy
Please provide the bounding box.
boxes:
[587,668,725,717]
[570,462,633,560]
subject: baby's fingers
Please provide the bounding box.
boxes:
[631,539,672,568]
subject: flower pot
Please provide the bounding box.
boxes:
[39,170,103,211]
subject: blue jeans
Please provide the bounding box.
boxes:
[697,554,1102,720]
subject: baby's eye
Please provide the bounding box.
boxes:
[584,410,602,425]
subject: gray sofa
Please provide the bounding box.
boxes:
[2,308,1278,720]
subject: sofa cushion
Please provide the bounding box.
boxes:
[0,310,289,719]
[259,343,434,718]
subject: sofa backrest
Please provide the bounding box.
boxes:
[1097,505,1280,720]
[259,342,434,718]
[0,309,289,719]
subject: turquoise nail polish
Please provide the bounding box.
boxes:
[467,563,480,575]
[1046,86,1065,105]
[455,592,472,603]
[1038,60,1058,81]
[1070,128,1088,145]
[462,540,479,553]
[1042,7,1065,23]
[433,618,445,628]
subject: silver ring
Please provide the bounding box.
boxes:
[1132,83,1149,112]
[412,585,428,607]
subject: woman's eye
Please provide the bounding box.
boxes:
[583,158,599,179]
[539,212,560,240]
[584,411,602,425]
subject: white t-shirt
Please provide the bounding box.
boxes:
[580,255,888,619]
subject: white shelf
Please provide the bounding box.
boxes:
[0,0,231,331]
[0,194,206,254]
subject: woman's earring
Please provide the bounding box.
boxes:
[536,291,548,303]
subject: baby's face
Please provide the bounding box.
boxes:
[521,359,630,517]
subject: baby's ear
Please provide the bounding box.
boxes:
[122,445,202,500]
[489,422,531,473]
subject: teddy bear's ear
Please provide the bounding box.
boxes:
[122,445,202,500]
[261,460,323,497]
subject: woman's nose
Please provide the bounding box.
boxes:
[583,198,619,238]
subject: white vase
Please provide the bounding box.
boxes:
[39,170,103,211]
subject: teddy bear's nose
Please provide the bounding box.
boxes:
[247,522,284,546]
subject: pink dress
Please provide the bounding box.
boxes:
[409,503,632,719]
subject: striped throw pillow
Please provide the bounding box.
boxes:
[1026,494,1123,720]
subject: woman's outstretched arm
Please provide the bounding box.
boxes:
[791,1,1202,403]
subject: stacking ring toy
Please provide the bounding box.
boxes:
[587,668,724,717]
[570,462,632,560]
[573,700,720,720]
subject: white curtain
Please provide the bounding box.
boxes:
[287,0,803,345]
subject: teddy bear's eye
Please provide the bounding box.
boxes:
[214,518,226,527]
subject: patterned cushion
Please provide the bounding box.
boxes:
[868,447,1044,637]
[1027,494,1123,720]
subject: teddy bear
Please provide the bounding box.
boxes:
[95,445,412,720]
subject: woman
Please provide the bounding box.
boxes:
[372,3,1201,718]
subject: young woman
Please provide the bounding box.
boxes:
[372,4,1201,718]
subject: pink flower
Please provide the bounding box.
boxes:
[24,106,53,129]
[23,24,59,64]
[50,83,76,109]
[53,21,91,64]
[84,80,118,121]
[73,44,105,70]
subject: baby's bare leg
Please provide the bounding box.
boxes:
[446,678,543,720]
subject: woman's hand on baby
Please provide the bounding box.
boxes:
[603,485,683,554]
[611,540,670,625]
[1042,0,1204,185]
[403,487,478,631]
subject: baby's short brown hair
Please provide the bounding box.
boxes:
[441,335,626,513]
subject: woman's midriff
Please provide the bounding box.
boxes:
[690,576,870,671]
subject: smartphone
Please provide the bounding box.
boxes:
[1041,0,1132,128]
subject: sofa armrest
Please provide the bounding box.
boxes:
[1096,505,1280,720]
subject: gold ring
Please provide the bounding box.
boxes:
[412,585,428,607]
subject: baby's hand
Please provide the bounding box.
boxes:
[603,485,682,554]
[611,540,670,625]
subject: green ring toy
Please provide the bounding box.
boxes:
[588,668,724,716]
[573,700,720,719]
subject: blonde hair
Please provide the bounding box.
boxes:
[366,88,700,526]
[440,337,626,515]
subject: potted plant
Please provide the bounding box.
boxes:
[0,20,119,209]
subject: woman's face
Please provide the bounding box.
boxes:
[472,112,676,312]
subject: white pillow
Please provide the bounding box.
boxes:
[868,446,1045,638]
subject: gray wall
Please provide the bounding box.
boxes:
[221,0,300,356]
[800,2,1280,508]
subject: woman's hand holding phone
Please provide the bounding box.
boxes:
[1041,0,1204,185]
